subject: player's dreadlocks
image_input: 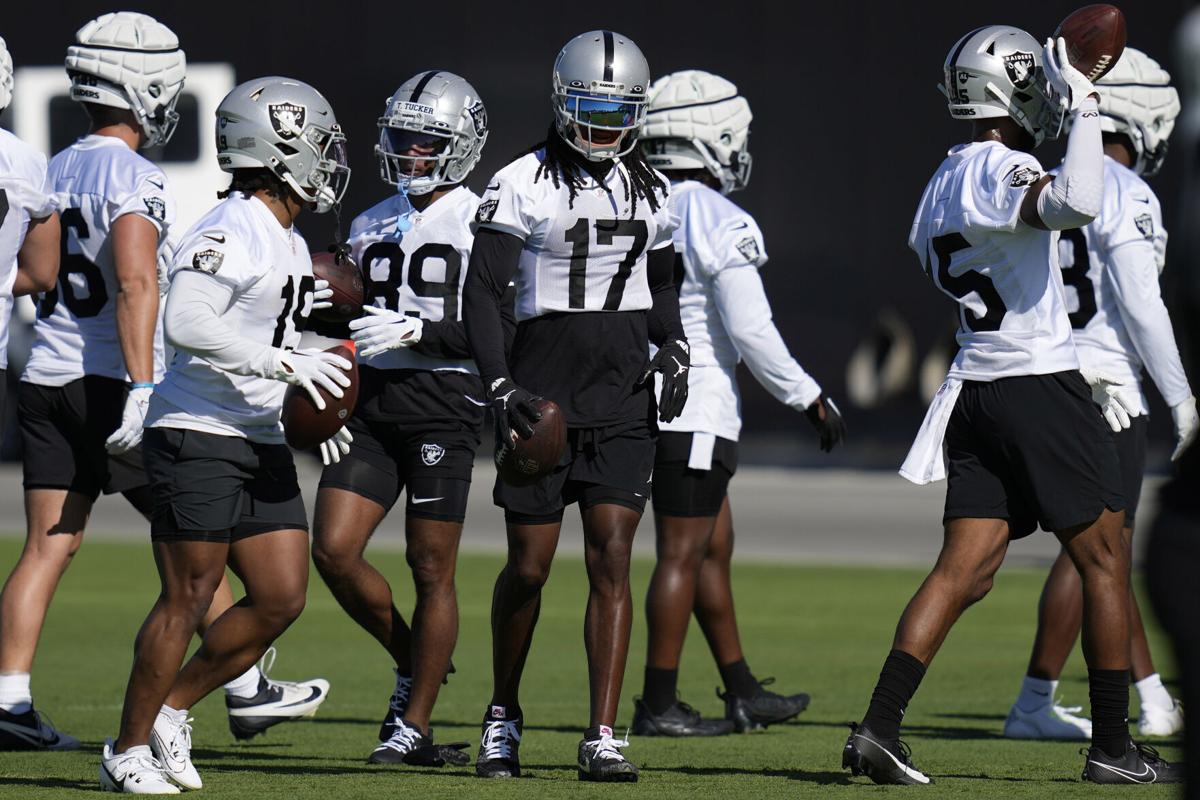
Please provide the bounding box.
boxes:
[525,124,666,218]
[217,168,294,201]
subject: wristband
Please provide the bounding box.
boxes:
[131,382,155,389]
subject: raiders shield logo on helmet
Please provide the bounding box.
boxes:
[269,102,307,140]
[191,248,224,274]
[1003,52,1036,89]
[143,197,166,222]
[469,101,488,138]
[1135,213,1154,239]
[421,443,445,466]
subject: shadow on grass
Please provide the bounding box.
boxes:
[0,776,95,791]
[934,712,1007,722]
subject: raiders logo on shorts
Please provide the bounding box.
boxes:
[421,443,445,466]
[192,248,224,274]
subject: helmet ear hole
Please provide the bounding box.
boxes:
[276,142,298,156]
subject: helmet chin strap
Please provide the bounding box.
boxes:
[394,182,414,234]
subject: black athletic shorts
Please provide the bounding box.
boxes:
[318,414,477,523]
[143,427,308,543]
[495,419,656,524]
[651,432,739,517]
[1116,415,1148,525]
[943,371,1125,538]
[18,376,147,499]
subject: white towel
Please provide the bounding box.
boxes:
[687,432,717,470]
[899,377,964,485]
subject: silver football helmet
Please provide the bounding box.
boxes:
[940,25,1056,145]
[215,77,350,214]
[1095,48,1180,176]
[642,70,752,195]
[376,71,488,195]
[64,12,187,148]
[0,37,12,112]
[552,30,650,161]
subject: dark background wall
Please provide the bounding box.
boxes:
[3,0,1193,466]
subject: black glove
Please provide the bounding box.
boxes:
[641,339,690,423]
[488,377,542,442]
[804,395,846,453]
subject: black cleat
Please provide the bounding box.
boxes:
[578,725,637,782]
[378,673,412,742]
[718,678,810,732]
[843,722,932,785]
[1082,742,1184,784]
[369,718,468,767]
[0,706,79,751]
[476,706,522,778]
[631,697,734,737]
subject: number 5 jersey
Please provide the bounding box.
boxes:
[24,134,172,387]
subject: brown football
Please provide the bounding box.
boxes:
[311,250,364,324]
[495,398,567,487]
[282,342,358,450]
[1054,4,1127,83]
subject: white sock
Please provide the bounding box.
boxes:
[159,704,188,723]
[1016,675,1057,712]
[1135,673,1175,713]
[0,672,32,714]
[223,665,263,699]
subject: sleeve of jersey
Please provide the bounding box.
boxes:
[114,170,172,240]
[463,228,524,388]
[963,150,1044,235]
[474,171,532,240]
[1106,240,1193,407]
[650,194,680,251]
[162,268,280,379]
[713,265,822,411]
[713,215,769,274]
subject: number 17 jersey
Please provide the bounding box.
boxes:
[909,140,1077,381]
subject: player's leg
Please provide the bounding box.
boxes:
[845,517,1010,785]
[698,497,810,731]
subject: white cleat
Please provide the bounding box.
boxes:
[100,739,180,794]
[1138,700,1184,738]
[1004,701,1092,740]
[226,648,330,740]
[150,710,201,790]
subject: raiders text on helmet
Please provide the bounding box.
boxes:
[376,71,488,195]
[64,12,187,148]
[940,25,1057,145]
[1095,48,1180,176]
[642,70,753,195]
[552,30,650,161]
[215,77,350,214]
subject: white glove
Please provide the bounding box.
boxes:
[348,306,423,358]
[105,386,153,454]
[1043,36,1097,114]
[319,426,354,466]
[1171,396,1199,462]
[275,348,352,411]
[1080,369,1134,433]
[312,278,333,311]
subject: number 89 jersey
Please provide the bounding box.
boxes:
[349,186,479,373]
[476,149,675,321]
[25,135,172,387]
[149,193,313,442]
[909,140,1078,381]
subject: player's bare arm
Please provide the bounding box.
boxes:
[12,212,60,296]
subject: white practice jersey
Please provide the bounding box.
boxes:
[148,193,313,442]
[24,135,170,386]
[1059,157,1190,415]
[658,180,820,442]
[477,149,676,320]
[349,186,479,373]
[909,141,1078,381]
[0,128,57,370]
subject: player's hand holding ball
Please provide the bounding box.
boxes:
[489,377,542,442]
[348,306,424,357]
[642,339,690,423]
[1043,36,1097,113]
[804,395,846,453]
[275,348,353,411]
[319,426,354,466]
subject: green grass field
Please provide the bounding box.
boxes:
[0,538,1181,799]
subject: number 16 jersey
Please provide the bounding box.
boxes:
[909,140,1078,381]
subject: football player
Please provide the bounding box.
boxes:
[311,70,502,766]
[100,76,352,793]
[842,27,1181,785]
[462,31,686,782]
[1004,47,1196,741]
[631,70,843,737]
[0,34,60,447]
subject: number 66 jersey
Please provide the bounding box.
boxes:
[909,140,1078,381]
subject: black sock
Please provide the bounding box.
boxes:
[719,659,760,700]
[642,667,678,715]
[862,649,926,741]
[1089,668,1131,758]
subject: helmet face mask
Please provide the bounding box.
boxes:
[551,30,650,161]
[375,71,488,195]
